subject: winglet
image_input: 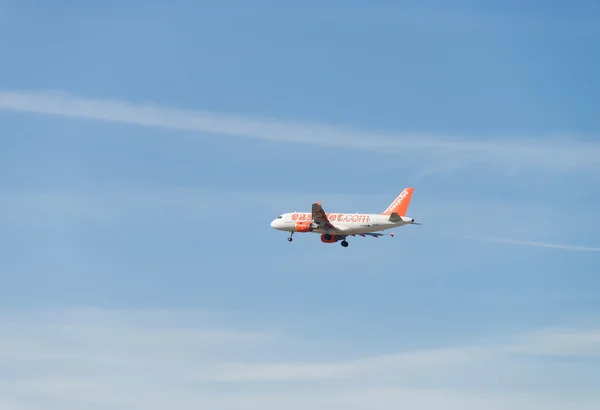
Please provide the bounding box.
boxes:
[390,232,395,237]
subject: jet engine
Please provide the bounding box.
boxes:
[295,222,317,232]
[320,233,338,243]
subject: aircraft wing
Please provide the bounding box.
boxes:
[351,232,394,238]
[311,201,338,231]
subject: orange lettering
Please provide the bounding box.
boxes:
[292,213,298,221]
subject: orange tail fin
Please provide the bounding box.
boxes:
[381,187,414,216]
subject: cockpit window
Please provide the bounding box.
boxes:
[277,215,283,219]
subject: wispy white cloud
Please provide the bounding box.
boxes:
[505,327,600,357]
[204,345,490,382]
[0,309,599,410]
[457,235,600,252]
[1,90,600,175]
[222,388,600,410]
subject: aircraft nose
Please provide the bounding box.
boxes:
[270,219,277,228]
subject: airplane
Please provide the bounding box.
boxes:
[270,187,421,247]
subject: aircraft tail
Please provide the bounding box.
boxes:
[381,187,414,216]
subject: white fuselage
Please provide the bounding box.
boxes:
[270,211,414,235]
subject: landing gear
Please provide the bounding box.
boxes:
[341,240,349,247]
[287,232,294,242]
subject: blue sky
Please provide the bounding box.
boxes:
[1,1,599,409]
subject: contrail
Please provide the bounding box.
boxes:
[458,235,600,252]
[1,90,600,174]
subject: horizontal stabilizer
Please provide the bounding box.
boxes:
[389,212,402,222]
[389,212,421,225]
